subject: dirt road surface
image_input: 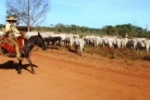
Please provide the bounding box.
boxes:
[0,48,150,100]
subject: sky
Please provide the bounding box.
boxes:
[0,0,150,30]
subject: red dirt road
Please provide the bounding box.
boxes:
[0,48,150,100]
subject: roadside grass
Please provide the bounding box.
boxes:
[84,46,150,61]
[45,44,150,61]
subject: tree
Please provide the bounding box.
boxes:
[6,0,50,32]
[105,25,116,35]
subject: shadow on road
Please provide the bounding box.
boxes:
[0,60,38,74]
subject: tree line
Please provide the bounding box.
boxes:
[35,23,150,38]
[0,23,149,38]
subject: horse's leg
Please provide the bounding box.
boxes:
[26,57,35,73]
[18,59,22,74]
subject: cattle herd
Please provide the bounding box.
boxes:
[0,31,150,56]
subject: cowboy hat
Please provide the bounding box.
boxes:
[6,16,17,22]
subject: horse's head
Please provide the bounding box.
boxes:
[28,32,46,50]
[37,32,46,50]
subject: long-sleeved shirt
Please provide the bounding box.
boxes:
[5,23,20,34]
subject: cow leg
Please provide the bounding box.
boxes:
[79,47,83,56]
[47,42,49,48]
[75,45,78,53]
[52,41,55,49]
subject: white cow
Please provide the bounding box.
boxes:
[143,39,150,53]
[101,36,109,48]
[83,35,96,47]
[65,33,80,48]
[120,38,128,49]
[115,38,122,49]
[95,36,103,47]
[73,37,85,56]
[106,37,117,49]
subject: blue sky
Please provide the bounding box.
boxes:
[0,0,150,30]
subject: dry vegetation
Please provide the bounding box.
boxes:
[81,46,150,61]
[45,44,150,62]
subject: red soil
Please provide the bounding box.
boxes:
[0,48,149,100]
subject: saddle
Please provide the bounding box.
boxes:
[0,35,24,54]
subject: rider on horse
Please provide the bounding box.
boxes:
[4,16,24,60]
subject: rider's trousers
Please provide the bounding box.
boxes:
[8,36,21,59]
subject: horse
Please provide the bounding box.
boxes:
[0,32,46,74]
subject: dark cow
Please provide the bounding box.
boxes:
[44,36,62,49]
